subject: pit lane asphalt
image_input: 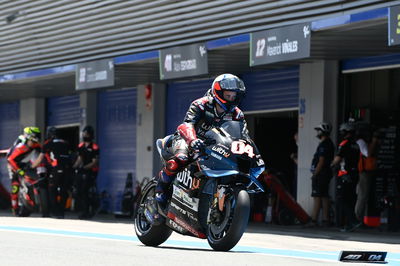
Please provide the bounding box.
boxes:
[0,211,399,265]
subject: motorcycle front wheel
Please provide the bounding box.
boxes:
[134,180,172,247]
[207,189,250,251]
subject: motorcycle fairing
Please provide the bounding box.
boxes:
[164,164,208,238]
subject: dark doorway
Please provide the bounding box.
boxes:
[253,113,298,194]
[246,111,298,221]
[54,126,80,152]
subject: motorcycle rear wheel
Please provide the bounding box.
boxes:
[134,180,172,247]
[17,190,32,217]
[17,205,32,217]
[207,189,250,251]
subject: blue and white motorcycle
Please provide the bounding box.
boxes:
[134,121,265,251]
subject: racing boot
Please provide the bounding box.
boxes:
[11,182,19,216]
[144,197,163,226]
[154,169,174,216]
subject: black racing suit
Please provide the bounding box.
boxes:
[335,137,360,228]
[155,95,260,204]
[75,142,99,219]
[43,137,72,217]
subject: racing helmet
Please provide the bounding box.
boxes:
[339,122,355,133]
[314,122,332,135]
[46,126,58,139]
[25,126,41,142]
[211,74,246,111]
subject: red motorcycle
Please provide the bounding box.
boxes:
[17,163,49,217]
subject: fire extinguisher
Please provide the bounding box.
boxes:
[145,84,152,109]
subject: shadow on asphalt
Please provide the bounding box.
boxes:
[145,244,252,253]
[245,222,400,245]
[78,213,400,245]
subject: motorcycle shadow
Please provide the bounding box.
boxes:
[142,244,253,253]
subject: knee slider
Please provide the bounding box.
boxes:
[166,159,179,174]
[11,184,19,194]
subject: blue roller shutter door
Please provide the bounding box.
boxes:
[0,102,20,191]
[47,95,80,126]
[97,88,136,212]
[166,79,212,134]
[341,53,400,73]
[241,67,299,112]
[166,68,298,133]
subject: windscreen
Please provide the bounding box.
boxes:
[220,120,245,139]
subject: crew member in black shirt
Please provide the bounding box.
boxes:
[331,122,360,232]
[43,127,72,218]
[73,125,99,219]
[308,122,334,227]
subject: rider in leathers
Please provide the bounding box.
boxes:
[154,74,264,219]
[7,127,44,215]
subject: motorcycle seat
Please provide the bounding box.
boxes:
[156,135,174,161]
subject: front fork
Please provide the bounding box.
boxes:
[208,185,230,224]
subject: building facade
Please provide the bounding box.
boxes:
[1,0,400,216]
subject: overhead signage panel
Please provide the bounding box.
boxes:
[76,59,114,90]
[159,43,208,80]
[250,23,311,66]
[389,5,400,46]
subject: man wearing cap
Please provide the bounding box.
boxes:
[308,122,335,227]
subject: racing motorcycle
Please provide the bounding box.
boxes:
[134,121,265,251]
[16,153,49,217]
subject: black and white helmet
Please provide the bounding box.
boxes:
[314,122,332,135]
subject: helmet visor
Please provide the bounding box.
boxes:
[219,78,245,91]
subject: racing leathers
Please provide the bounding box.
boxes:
[155,95,262,206]
[74,141,99,219]
[7,141,42,212]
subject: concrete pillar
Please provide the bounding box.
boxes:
[136,83,166,183]
[79,90,97,140]
[20,98,45,135]
[297,60,338,214]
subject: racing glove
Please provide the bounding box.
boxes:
[190,139,205,153]
[17,169,25,177]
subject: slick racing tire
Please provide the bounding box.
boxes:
[17,191,32,217]
[134,180,172,247]
[207,189,250,251]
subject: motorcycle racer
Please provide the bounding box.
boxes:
[154,74,265,220]
[7,127,44,214]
